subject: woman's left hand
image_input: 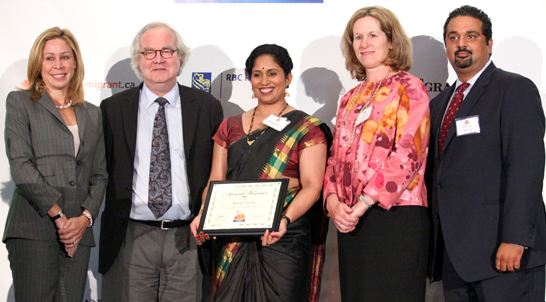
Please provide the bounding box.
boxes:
[261,218,288,247]
[350,199,370,219]
[58,215,88,248]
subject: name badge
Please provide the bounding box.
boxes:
[355,107,372,126]
[455,115,480,136]
[263,114,290,131]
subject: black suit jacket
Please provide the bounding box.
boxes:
[426,63,546,282]
[98,83,223,274]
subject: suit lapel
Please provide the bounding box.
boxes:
[443,63,496,155]
[179,85,198,161]
[74,104,87,159]
[121,86,141,162]
[434,84,455,160]
[455,63,495,118]
[37,93,69,132]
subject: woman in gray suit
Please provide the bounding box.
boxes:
[3,27,107,302]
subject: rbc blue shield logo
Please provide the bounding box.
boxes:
[192,72,212,92]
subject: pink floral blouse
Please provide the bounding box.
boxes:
[324,72,430,210]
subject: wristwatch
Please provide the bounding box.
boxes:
[51,210,64,221]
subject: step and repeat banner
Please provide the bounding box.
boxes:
[1,0,545,301]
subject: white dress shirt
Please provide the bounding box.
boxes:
[451,59,492,102]
[130,83,191,220]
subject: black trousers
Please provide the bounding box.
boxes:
[443,246,546,302]
[338,205,430,302]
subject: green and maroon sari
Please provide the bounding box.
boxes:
[212,110,332,302]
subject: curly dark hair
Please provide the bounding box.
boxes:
[443,5,492,45]
[244,44,293,79]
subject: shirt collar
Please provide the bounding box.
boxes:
[141,83,179,108]
[456,59,492,88]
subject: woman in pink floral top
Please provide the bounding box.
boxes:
[324,6,430,301]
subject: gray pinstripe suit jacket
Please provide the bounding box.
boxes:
[3,90,107,247]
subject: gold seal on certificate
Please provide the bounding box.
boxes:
[198,179,289,236]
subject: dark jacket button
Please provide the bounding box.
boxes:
[437,183,444,188]
[70,181,75,186]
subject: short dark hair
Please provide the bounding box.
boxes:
[443,5,492,45]
[245,44,293,79]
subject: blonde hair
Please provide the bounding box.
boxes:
[23,27,85,105]
[341,6,412,81]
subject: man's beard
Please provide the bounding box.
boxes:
[454,48,473,68]
[455,56,473,68]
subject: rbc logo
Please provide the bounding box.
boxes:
[226,74,248,81]
[192,72,212,92]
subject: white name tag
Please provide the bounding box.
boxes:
[455,115,480,136]
[263,114,290,131]
[355,107,372,126]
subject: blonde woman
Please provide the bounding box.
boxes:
[3,27,107,301]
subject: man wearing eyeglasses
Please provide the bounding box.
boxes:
[99,22,223,302]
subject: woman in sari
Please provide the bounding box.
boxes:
[190,44,331,302]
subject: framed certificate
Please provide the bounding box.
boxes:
[198,179,289,236]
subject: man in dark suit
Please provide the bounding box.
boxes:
[99,22,223,302]
[426,5,546,301]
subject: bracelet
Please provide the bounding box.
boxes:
[281,215,291,227]
[81,211,93,228]
[358,195,374,209]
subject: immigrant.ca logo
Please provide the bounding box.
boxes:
[17,79,136,91]
[84,80,136,91]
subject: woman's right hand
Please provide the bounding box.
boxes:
[66,244,78,258]
[190,214,211,246]
[53,216,78,257]
[326,194,358,233]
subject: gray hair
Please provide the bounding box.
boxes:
[130,22,191,80]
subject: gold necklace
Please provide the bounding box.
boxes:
[247,102,289,145]
[344,68,391,147]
